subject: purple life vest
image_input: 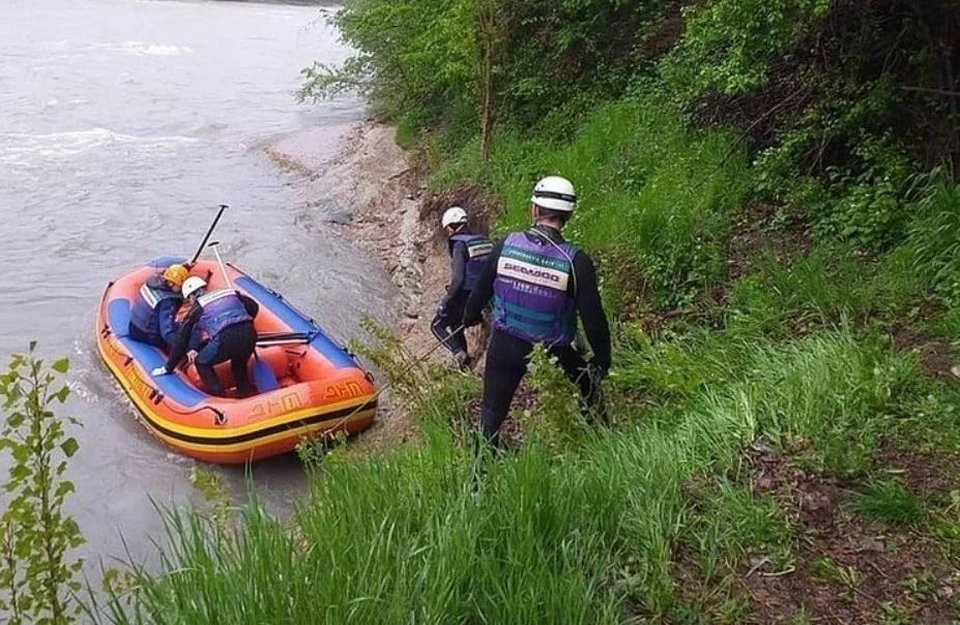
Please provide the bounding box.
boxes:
[492,231,577,346]
[197,289,252,338]
[130,274,180,338]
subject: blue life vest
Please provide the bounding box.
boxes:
[492,231,577,346]
[130,275,181,338]
[197,289,252,339]
[450,233,493,293]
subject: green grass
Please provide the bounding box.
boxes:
[682,480,794,582]
[83,328,924,623]
[851,479,927,526]
[430,92,750,310]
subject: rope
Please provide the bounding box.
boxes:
[301,324,468,444]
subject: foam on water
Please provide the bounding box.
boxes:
[0,128,198,163]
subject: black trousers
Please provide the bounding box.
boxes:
[430,291,468,356]
[480,329,606,447]
[128,323,166,349]
[195,321,257,397]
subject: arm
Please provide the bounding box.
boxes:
[573,252,611,373]
[238,293,259,319]
[164,305,202,371]
[157,299,181,347]
[463,239,503,326]
[441,242,468,307]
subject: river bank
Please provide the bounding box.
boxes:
[267,120,486,451]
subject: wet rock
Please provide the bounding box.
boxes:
[323,204,355,225]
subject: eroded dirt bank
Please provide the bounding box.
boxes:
[268,121,486,450]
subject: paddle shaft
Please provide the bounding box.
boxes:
[189,204,228,265]
[209,242,232,289]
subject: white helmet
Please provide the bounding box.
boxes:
[531,175,576,212]
[181,276,207,298]
[441,206,468,229]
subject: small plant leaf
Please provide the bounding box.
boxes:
[60,437,79,458]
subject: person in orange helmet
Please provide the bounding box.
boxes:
[128,263,189,350]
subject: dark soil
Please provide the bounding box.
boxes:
[888,320,958,380]
[725,203,813,282]
[875,438,960,502]
[673,440,960,624]
[420,184,497,244]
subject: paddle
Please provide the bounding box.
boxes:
[256,337,313,346]
[207,240,234,289]
[257,330,312,340]
[188,204,228,266]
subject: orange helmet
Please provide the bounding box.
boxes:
[162,264,189,288]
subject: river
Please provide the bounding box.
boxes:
[0,0,398,576]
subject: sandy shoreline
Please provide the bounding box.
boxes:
[266,120,476,450]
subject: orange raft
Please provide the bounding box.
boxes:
[96,256,378,464]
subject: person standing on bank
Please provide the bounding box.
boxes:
[151,276,260,398]
[463,175,611,447]
[128,263,189,350]
[431,206,493,370]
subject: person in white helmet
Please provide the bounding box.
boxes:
[431,206,493,370]
[463,175,610,447]
[151,276,260,397]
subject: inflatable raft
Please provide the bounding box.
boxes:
[96,256,378,464]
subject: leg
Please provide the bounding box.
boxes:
[444,293,469,357]
[552,345,607,425]
[479,331,531,448]
[227,323,257,397]
[194,336,226,396]
[430,307,467,358]
[128,323,166,349]
[429,311,457,355]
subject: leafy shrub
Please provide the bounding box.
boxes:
[0,343,85,625]
[661,0,832,97]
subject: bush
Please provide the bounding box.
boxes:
[0,343,85,625]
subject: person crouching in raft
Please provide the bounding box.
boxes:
[430,206,493,370]
[462,175,611,447]
[128,263,189,349]
[151,276,260,398]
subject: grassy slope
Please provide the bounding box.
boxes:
[88,92,960,623]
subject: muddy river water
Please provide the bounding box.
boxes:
[0,0,397,573]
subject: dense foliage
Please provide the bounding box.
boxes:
[304,0,959,308]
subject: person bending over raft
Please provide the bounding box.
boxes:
[462,175,611,448]
[151,276,260,398]
[430,206,493,370]
[128,263,189,349]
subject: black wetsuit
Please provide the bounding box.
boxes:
[463,225,611,446]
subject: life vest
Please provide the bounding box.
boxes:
[492,230,577,346]
[449,233,493,293]
[129,275,181,337]
[197,289,252,339]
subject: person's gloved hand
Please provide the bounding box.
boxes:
[151,366,169,377]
